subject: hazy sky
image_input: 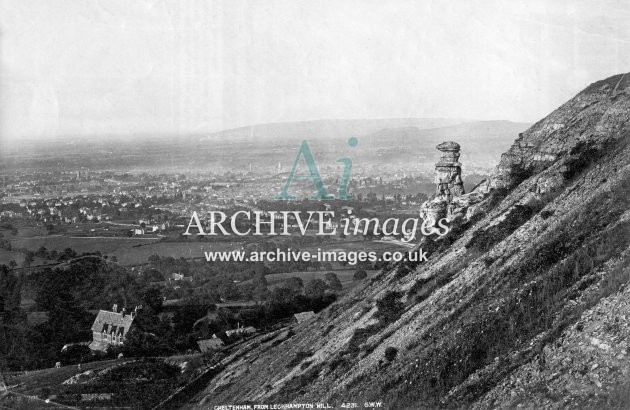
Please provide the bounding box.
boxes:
[0,0,628,142]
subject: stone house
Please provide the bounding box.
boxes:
[88,304,138,352]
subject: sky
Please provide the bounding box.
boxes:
[0,0,628,143]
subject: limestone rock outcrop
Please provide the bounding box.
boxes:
[491,73,630,189]
[435,141,465,198]
[420,141,486,222]
[420,141,465,222]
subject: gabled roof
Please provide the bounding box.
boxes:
[91,310,135,335]
[197,338,224,352]
[293,311,315,323]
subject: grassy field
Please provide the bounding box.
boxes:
[0,248,25,266]
[9,236,248,265]
[5,358,131,390]
[0,249,49,268]
[3,358,189,409]
[7,224,407,267]
[12,234,155,255]
[110,240,246,265]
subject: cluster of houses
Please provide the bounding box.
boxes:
[87,302,316,356]
[0,190,175,226]
[0,209,23,219]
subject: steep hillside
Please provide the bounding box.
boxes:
[187,73,630,409]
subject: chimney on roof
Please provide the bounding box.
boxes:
[112,303,118,313]
[121,307,127,317]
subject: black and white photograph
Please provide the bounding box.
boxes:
[0,1,629,409]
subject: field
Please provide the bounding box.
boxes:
[0,248,25,266]
[109,240,246,265]
[3,358,192,409]
[6,224,409,268]
[9,233,246,265]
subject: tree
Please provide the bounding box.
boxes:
[142,269,164,283]
[284,277,304,293]
[23,253,34,268]
[0,266,20,313]
[253,284,268,301]
[375,291,404,323]
[384,346,398,361]
[218,281,241,301]
[35,246,48,258]
[269,287,294,304]
[252,272,268,288]
[304,279,327,298]
[353,269,367,280]
[251,272,268,301]
[8,260,17,270]
[142,286,163,314]
[324,272,343,291]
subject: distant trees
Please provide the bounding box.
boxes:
[141,269,164,283]
[252,272,268,301]
[353,269,368,280]
[23,253,33,268]
[252,272,268,288]
[35,246,48,258]
[0,238,12,250]
[0,222,18,235]
[218,280,241,301]
[384,346,398,361]
[375,291,405,324]
[269,287,294,304]
[0,265,20,313]
[141,286,163,314]
[324,272,343,291]
[284,277,304,293]
[304,279,327,298]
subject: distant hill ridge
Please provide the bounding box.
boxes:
[198,118,531,144]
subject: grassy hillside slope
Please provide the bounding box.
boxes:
[188,73,630,409]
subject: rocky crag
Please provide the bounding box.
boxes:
[186,73,630,409]
[420,141,467,222]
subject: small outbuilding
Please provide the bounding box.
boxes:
[197,337,225,353]
[292,311,316,324]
